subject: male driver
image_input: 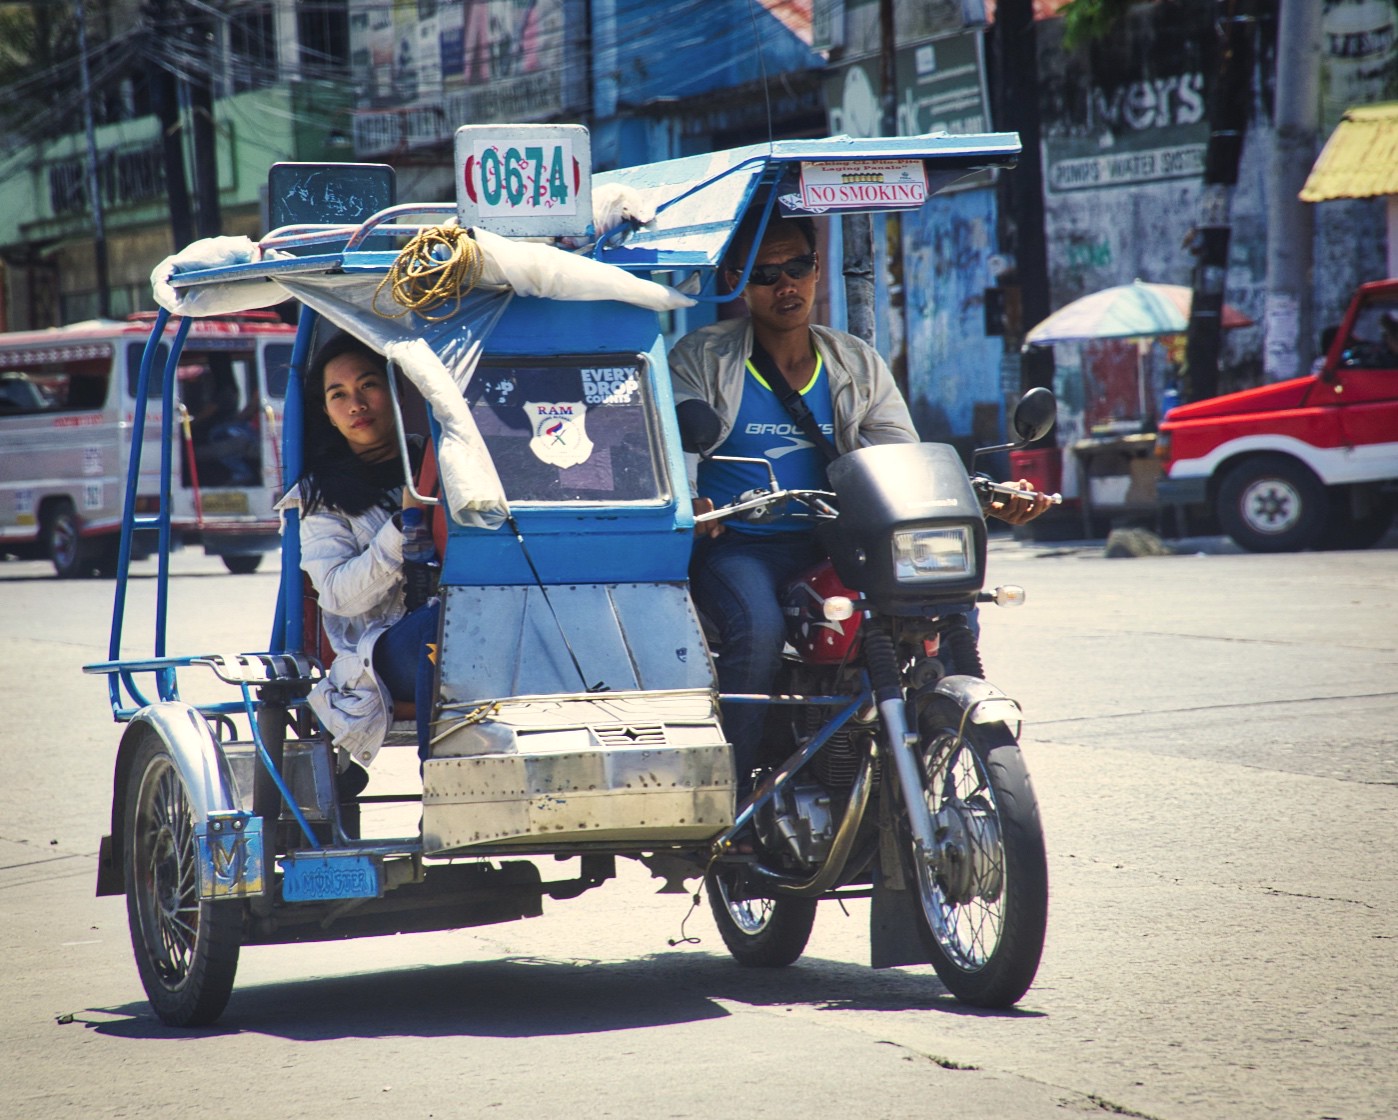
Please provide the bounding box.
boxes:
[670,211,1049,794]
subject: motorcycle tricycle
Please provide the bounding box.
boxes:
[84,126,1054,1025]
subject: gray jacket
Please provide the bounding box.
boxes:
[668,318,918,459]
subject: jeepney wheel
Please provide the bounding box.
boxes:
[222,554,262,575]
[1217,455,1325,553]
[124,735,242,1026]
[43,500,91,579]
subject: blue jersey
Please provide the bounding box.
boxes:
[697,354,834,535]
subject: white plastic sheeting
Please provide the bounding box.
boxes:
[383,338,510,531]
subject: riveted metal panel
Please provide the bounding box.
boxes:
[437,583,714,704]
[421,689,732,854]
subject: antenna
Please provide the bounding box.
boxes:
[745,0,775,151]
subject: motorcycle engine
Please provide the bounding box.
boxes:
[759,779,838,869]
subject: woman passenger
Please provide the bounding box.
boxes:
[293,333,440,803]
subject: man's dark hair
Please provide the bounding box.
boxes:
[724,210,817,271]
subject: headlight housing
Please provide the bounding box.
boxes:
[823,443,987,612]
[891,526,975,582]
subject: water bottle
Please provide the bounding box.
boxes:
[400,506,439,612]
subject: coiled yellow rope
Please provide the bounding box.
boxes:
[372,224,485,322]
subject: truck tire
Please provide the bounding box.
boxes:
[1217,456,1325,553]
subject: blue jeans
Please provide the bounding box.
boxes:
[372,601,441,761]
[690,530,822,791]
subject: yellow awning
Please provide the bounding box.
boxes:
[1301,102,1398,202]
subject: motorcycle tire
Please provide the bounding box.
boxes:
[706,865,817,968]
[900,693,1048,1008]
[124,733,242,1026]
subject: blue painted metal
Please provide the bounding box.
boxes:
[606,0,822,105]
[593,134,1022,277]
[901,187,1006,445]
[106,312,169,715]
[271,305,318,656]
[440,298,694,587]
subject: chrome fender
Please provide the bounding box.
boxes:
[97,702,241,896]
[930,675,1023,729]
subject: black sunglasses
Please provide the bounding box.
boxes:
[741,254,818,286]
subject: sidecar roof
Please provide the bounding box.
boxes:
[591,132,1021,273]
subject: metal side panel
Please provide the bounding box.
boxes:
[436,583,714,704]
[421,690,733,854]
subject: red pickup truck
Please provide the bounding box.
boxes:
[1156,279,1398,551]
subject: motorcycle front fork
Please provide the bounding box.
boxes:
[863,625,941,863]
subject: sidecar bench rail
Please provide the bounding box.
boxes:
[83,651,324,722]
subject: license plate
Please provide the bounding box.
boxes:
[280,852,382,902]
[200,491,250,515]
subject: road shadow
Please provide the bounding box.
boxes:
[71,950,1041,1042]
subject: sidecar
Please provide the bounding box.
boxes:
[84,125,1021,1025]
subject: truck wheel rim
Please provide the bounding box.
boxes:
[1240,478,1302,535]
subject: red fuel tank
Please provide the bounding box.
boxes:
[782,559,863,665]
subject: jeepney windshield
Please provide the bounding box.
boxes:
[464,354,669,505]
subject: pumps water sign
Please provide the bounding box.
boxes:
[456,124,592,238]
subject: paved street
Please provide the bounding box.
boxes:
[1,534,1395,1120]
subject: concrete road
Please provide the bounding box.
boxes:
[1,536,1394,1120]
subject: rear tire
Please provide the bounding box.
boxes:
[1217,455,1324,552]
[706,866,817,967]
[124,735,241,1026]
[902,694,1047,1008]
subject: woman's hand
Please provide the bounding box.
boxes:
[987,479,1055,525]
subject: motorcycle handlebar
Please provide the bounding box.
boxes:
[972,477,1064,507]
[694,487,837,524]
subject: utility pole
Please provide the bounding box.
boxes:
[1183,0,1257,403]
[188,5,221,238]
[1264,0,1322,381]
[840,0,896,349]
[148,0,194,248]
[989,0,1054,399]
[75,0,112,318]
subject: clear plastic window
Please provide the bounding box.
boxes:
[465,355,669,504]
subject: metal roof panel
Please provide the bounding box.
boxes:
[593,132,1021,271]
[1301,102,1398,202]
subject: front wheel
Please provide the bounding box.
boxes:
[901,694,1048,1008]
[124,735,242,1026]
[1217,455,1325,552]
[706,865,817,967]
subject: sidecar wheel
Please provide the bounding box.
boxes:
[902,694,1047,1008]
[706,867,817,968]
[124,735,242,1026]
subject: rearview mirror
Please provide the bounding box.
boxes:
[1012,387,1057,444]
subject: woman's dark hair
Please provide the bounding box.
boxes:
[297,333,414,517]
[724,211,818,271]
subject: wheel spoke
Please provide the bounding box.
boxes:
[917,733,1007,971]
[135,758,204,985]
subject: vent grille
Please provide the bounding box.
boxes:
[593,723,667,748]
